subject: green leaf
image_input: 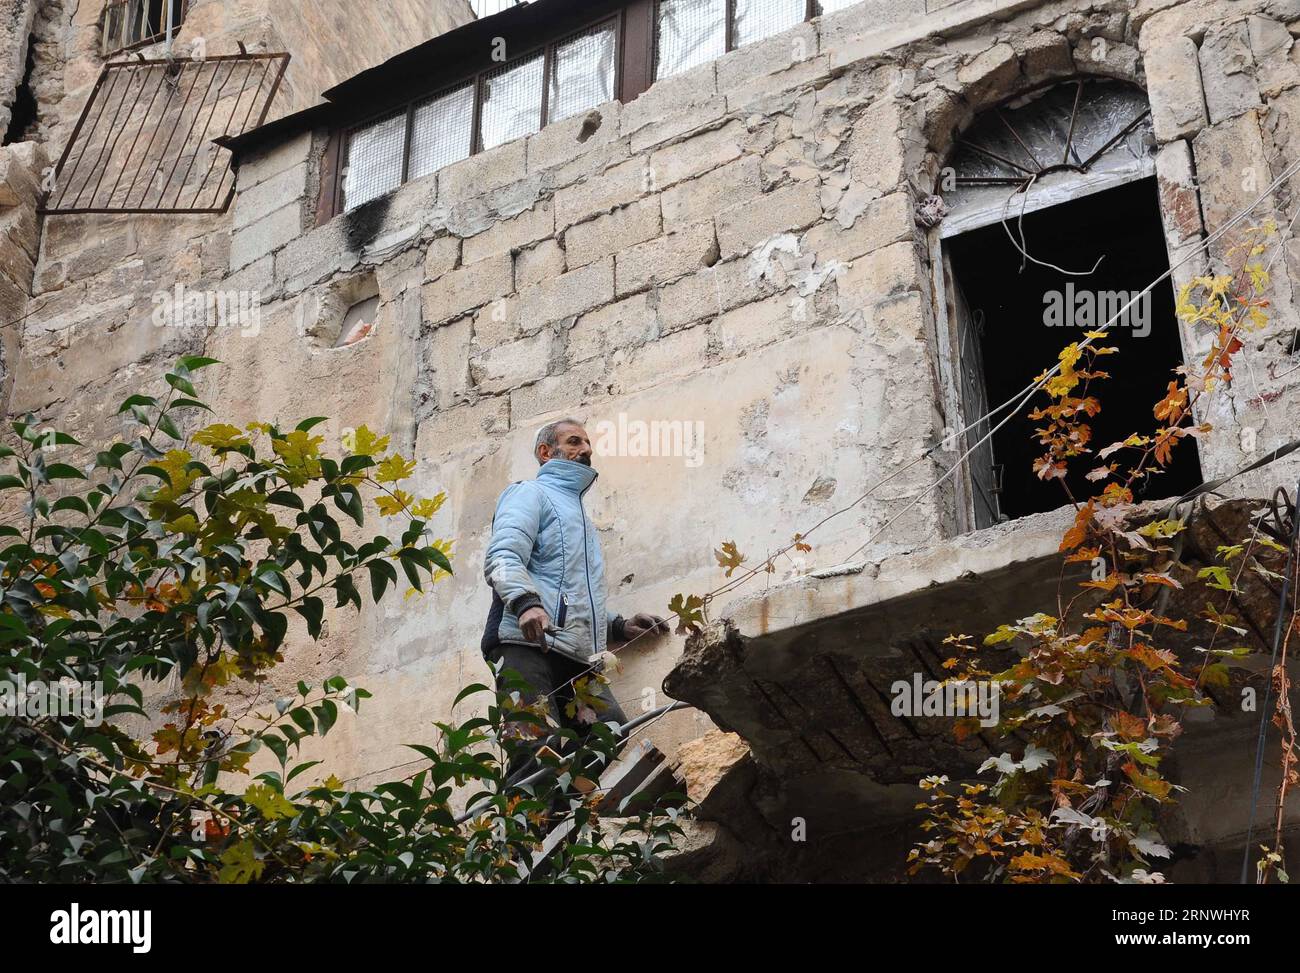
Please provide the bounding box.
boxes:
[165,373,198,397]
[44,464,87,480]
[294,596,325,639]
[367,559,397,603]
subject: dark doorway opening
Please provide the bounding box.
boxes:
[945,176,1203,522]
[4,42,38,146]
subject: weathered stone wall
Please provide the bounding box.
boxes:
[2,0,473,425]
[11,0,1300,852]
[0,0,38,139]
[0,140,45,403]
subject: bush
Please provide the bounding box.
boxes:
[0,357,682,883]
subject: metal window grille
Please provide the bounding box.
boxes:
[655,0,726,81]
[548,22,618,125]
[479,53,544,152]
[942,80,1154,214]
[101,0,186,56]
[409,83,474,182]
[341,110,407,211]
[733,0,805,47]
[41,52,288,215]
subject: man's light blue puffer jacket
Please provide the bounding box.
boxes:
[482,458,613,663]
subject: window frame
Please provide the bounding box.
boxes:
[320,0,860,221]
[652,0,818,80]
[332,10,624,216]
[928,78,1187,534]
[101,0,190,58]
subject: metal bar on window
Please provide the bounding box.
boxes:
[168,59,244,208]
[104,62,168,205]
[189,56,262,209]
[116,64,197,207]
[470,69,485,155]
[85,65,156,208]
[41,52,289,215]
[401,102,415,184]
[58,67,127,207]
[540,45,553,133]
[151,58,225,209]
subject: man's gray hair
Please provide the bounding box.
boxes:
[534,417,585,460]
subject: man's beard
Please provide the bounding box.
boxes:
[574,453,592,467]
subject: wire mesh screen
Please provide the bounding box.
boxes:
[409,83,474,182]
[813,0,862,14]
[342,110,407,211]
[470,0,530,17]
[655,0,726,81]
[733,0,805,47]
[548,21,618,124]
[42,52,288,214]
[479,53,544,151]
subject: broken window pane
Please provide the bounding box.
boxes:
[342,110,406,211]
[480,53,544,151]
[409,83,474,181]
[548,21,618,125]
[943,80,1154,216]
[656,0,726,80]
[103,0,185,53]
[734,0,805,47]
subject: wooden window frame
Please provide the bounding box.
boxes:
[329,11,624,217]
[101,0,190,58]
[319,0,846,221]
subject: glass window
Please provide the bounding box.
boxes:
[548,22,618,125]
[103,0,185,54]
[655,0,726,81]
[341,110,407,211]
[733,0,805,47]
[479,53,544,151]
[409,84,474,181]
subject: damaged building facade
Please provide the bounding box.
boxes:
[5,0,1300,881]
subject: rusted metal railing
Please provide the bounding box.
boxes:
[40,51,289,215]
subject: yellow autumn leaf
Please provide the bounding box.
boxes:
[376,489,414,516]
[374,454,417,484]
[344,425,390,456]
[193,423,252,451]
[410,492,447,519]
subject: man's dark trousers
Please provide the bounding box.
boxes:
[487,642,629,785]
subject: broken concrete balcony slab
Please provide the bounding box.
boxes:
[663,496,1299,878]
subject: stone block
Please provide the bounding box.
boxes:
[615,220,719,296]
